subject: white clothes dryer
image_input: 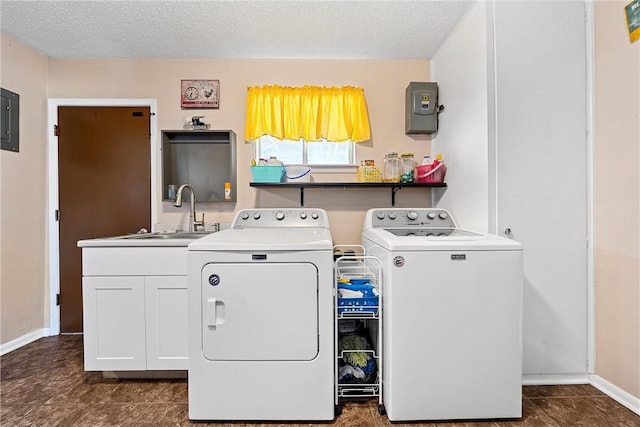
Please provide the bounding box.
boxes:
[187,208,334,421]
[362,208,523,422]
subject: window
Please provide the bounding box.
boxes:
[256,135,354,165]
[245,85,370,167]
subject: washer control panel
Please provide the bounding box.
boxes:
[232,208,328,228]
[368,208,456,229]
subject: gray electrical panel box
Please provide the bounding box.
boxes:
[405,82,438,134]
[1,88,19,152]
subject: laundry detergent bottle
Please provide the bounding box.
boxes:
[267,156,284,166]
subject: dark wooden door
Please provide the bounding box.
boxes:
[58,106,151,333]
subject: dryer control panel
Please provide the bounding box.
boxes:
[232,208,329,228]
[366,208,457,229]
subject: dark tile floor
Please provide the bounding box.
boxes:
[1,335,638,426]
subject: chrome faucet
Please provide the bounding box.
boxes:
[173,184,204,232]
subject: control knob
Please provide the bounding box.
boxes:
[253,212,261,220]
[388,212,397,220]
[427,212,436,220]
[275,211,285,221]
[311,211,319,220]
[376,212,386,220]
[439,212,448,220]
[300,212,307,219]
[241,212,250,220]
[407,211,418,220]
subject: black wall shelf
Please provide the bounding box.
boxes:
[250,182,447,206]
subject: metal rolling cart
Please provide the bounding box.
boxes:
[334,245,384,416]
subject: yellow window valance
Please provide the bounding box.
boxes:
[245,85,371,142]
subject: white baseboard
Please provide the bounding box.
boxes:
[590,374,640,416]
[522,373,590,385]
[522,373,640,416]
[0,329,47,356]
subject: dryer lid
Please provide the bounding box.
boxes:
[189,227,333,251]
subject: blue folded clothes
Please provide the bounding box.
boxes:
[338,288,364,298]
[337,281,378,298]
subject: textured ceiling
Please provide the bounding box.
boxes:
[0,0,476,60]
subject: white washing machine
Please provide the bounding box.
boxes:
[187,208,334,421]
[361,208,523,421]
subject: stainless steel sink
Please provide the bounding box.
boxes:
[119,231,212,240]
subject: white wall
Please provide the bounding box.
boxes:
[432,1,589,378]
[493,0,588,378]
[431,1,490,232]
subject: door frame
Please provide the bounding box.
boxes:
[47,98,157,336]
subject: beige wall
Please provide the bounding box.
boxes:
[594,1,640,399]
[0,33,49,344]
[1,44,431,344]
[47,58,432,244]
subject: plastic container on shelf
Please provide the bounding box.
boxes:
[285,164,312,182]
[415,153,446,183]
[251,156,286,182]
[400,153,416,183]
[251,165,286,182]
[382,152,401,183]
[357,166,383,182]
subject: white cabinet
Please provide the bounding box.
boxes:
[145,276,188,370]
[81,246,188,371]
[83,276,147,370]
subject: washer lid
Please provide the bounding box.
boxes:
[362,227,522,251]
[383,228,482,237]
[189,227,333,251]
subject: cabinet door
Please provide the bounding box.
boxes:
[145,276,188,370]
[82,276,146,370]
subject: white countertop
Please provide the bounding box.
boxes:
[77,231,212,248]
